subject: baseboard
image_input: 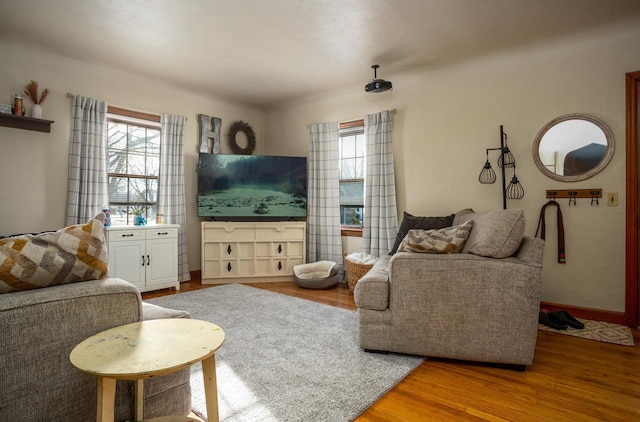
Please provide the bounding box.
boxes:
[189,269,201,281]
[540,301,626,326]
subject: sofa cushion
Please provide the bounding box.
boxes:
[397,220,473,254]
[461,209,526,258]
[0,214,108,293]
[142,302,191,320]
[389,212,455,255]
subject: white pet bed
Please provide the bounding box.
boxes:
[293,260,339,290]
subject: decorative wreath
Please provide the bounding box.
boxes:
[227,120,256,155]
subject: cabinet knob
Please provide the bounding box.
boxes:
[277,244,282,254]
[227,244,232,255]
[278,261,283,271]
[227,262,232,272]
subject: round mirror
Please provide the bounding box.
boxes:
[533,113,614,182]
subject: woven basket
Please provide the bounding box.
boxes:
[345,258,374,293]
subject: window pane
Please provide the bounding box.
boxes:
[355,157,365,179]
[340,180,364,206]
[108,176,128,203]
[340,158,356,179]
[148,154,160,177]
[128,126,147,154]
[108,150,127,174]
[128,178,149,202]
[356,133,365,157]
[147,128,160,154]
[342,135,356,158]
[341,207,363,226]
[127,151,146,175]
[107,122,128,151]
[147,178,158,203]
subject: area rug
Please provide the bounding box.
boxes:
[538,318,635,346]
[146,284,423,421]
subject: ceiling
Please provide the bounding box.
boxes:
[2,0,640,109]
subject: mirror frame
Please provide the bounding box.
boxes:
[532,113,615,182]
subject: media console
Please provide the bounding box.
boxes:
[201,221,306,284]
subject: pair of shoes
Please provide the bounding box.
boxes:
[539,311,568,330]
[553,310,585,329]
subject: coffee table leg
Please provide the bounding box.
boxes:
[96,376,116,422]
[201,354,219,422]
[135,379,144,421]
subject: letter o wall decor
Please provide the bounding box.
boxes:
[228,120,256,155]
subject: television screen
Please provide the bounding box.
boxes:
[197,154,307,219]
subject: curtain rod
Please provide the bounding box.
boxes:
[307,108,397,128]
[66,92,187,121]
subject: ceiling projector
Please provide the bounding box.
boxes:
[365,64,393,93]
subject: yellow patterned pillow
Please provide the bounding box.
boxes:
[0,214,108,293]
[398,220,473,254]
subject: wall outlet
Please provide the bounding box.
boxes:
[607,192,619,206]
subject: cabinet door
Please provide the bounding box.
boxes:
[108,241,146,289]
[146,237,178,286]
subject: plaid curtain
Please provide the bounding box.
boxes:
[159,114,190,282]
[307,122,343,266]
[66,96,108,225]
[363,110,398,256]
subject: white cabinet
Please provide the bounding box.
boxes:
[105,225,180,292]
[201,221,306,284]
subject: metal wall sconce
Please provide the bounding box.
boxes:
[478,125,525,209]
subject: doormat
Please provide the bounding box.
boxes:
[538,318,635,346]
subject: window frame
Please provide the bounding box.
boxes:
[339,118,365,237]
[106,106,161,226]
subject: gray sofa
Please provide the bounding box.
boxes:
[0,278,192,421]
[354,209,544,368]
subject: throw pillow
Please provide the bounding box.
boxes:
[397,220,473,254]
[0,214,108,293]
[452,208,475,226]
[389,211,455,255]
[462,209,526,258]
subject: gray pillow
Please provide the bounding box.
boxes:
[462,209,525,258]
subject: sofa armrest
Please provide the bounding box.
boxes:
[0,278,143,421]
[514,236,544,266]
[354,255,391,310]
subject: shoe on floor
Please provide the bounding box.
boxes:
[551,310,585,329]
[539,311,568,330]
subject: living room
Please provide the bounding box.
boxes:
[1,1,640,421]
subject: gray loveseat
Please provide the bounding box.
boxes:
[0,278,192,421]
[354,209,544,368]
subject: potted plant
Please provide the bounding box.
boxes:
[131,205,148,226]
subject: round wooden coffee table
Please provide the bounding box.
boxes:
[70,318,225,422]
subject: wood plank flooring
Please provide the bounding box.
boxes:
[142,281,640,422]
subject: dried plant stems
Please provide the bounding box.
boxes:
[24,80,49,105]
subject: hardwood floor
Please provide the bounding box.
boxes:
[143,281,640,422]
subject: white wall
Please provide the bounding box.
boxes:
[264,20,640,312]
[0,39,266,274]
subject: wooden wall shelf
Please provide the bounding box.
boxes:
[0,113,54,133]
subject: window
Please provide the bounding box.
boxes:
[339,119,365,231]
[106,107,161,225]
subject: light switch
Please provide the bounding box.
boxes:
[607,192,618,206]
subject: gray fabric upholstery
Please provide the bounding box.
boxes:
[354,236,544,366]
[143,301,191,320]
[0,278,191,421]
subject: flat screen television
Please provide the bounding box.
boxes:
[197,154,307,219]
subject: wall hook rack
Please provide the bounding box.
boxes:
[545,189,602,206]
